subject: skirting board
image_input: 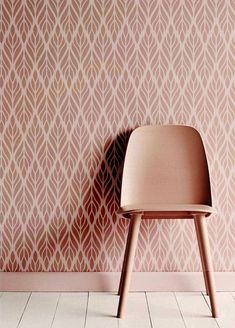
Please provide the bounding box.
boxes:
[1,272,235,292]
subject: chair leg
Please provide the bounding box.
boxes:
[118,219,133,295]
[194,215,218,318]
[194,218,209,295]
[117,213,142,318]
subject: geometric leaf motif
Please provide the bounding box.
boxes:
[0,1,234,272]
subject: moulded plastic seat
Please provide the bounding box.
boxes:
[117,125,218,319]
[118,203,215,217]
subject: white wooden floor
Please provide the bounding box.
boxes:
[0,292,235,328]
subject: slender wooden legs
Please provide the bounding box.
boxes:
[194,215,218,318]
[194,218,209,295]
[117,214,142,318]
[118,219,133,295]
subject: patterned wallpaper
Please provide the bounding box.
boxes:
[0,1,234,272]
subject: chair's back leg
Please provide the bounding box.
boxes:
[194,215,218,318]
[117,213,142,318]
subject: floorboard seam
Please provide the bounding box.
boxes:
[145,292,154,328]
[83,292,89,328]
[174,292,187,328]
[50,293,61,328]
[16,292,32,328]
[201,292,220,328]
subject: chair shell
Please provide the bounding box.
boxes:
[121,125,212,213]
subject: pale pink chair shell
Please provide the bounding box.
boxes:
[117,125,218,318]
[121,125,213,215]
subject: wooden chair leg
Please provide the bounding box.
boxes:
[118,219,133,295]
[194,215,218,318]
[194,218,209,295]
[117,213,142,318]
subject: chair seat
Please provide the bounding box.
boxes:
[118,204,215,219]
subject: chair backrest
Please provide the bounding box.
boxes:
[121,125,212,208]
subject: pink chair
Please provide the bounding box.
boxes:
[117,125,218,318]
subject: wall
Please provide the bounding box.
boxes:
[1,0,234,272]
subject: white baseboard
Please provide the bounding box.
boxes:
[0,272,235,292]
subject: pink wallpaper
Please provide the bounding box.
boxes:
[0,1,234,272]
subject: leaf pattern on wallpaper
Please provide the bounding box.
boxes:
[0,0,234,272]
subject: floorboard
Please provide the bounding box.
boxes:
[51,293,88,328]
[175,292,219,328]
[118,292,151,328]
[0,292,30,328]
[147,292,185,328]
[204,292,235,328]
[18,292,59,328]
[1,291,235,328]
[85,292,118,328]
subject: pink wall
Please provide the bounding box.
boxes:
[1,1,234,272]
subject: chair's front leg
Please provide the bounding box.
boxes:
[194,215,218,318]
[194,218,209,295]
[117,213,142,318]
[118,219,134,295]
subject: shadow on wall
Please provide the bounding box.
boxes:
[79,129,133,272]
